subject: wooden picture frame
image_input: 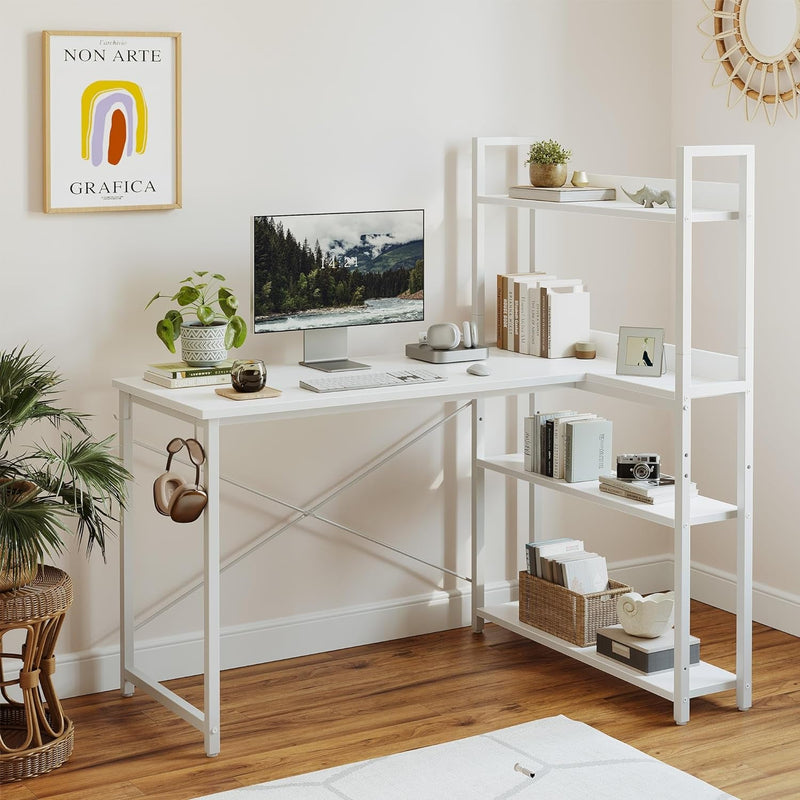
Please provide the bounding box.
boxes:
[43,31,181,213]
[616,326,665,377]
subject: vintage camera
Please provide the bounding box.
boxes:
[616,453,660,481]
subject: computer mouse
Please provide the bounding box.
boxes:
[467,362,491,376]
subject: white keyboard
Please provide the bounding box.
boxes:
[299,368,446,393]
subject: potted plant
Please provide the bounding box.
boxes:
[0,347,130,590]
[524,139,572,188]
[146,271,248,366]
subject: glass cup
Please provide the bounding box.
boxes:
[231,359,267,393]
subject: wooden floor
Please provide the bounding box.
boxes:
[3,601,799,800]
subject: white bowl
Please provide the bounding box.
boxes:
[616,591,675,638]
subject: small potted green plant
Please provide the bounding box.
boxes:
[524,139,572,188]
[146,271,248,366]
[0,347,130,589]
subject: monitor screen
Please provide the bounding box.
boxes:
[252,209,424,336]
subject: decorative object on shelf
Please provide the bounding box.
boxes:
[230,359,267,393]
[42,31,181,213]
[597,624,699,673]
[615,326,665,377]
[698,0,800,125]
[0,347,130,590]
[524,139,572,188]
[146,271,248,366]
[622,185,675,209]
[571,170,589,187]
[616,591,675,638]
[152,437,207,523]
[574,340,596,359]
[518,570,632,647]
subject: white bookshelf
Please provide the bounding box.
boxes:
[470,138,754,725]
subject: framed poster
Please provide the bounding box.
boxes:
[43,31,181,213]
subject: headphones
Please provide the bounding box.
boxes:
[423,321,479,350]
[153,437,208,523]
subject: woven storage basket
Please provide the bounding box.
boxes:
[518,571,631,647]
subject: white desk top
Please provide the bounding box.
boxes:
[113,349,595,423]
[113,347,745,423]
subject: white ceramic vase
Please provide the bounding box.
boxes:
[616,591,675,638]
[180,322,228,366]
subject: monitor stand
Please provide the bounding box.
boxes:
[300,328,370,372]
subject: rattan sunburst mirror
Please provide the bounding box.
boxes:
[699,0,800,124]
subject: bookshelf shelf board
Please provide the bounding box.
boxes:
[476,454,739,527]
[476,194,739,223]
[478,602,737,701]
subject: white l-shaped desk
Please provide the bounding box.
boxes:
[114,345,751,755]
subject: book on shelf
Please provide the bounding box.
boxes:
[551,413,597,479]
[597,474,698,505]
[556,552,609,593]
[499,272,555,351]
[508,185,616,202]
[147,359,235,379]
[545,286,591,358]
[143,370,232,389]
[564,417,613,483]
[525,538,583,579]
[525,410,577,474]
[532,278,583,357]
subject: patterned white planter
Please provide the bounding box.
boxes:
[180,322,228,366]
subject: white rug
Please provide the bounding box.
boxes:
[192,715,737,799]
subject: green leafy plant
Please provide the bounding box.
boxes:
[524,139,572,166]
[0,347,130,587]
[146,271,248,353]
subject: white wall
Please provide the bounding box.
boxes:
[10,0,790,700]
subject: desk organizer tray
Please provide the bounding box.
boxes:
[518,571,631,647]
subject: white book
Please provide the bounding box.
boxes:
[546,287,591,358]
[564,417,613,483]
[143,370,231,389]
[511,274,555,352]
[552,413,597,480]
[548,550,601,585]
[525,537,578,575]
[532,410,577,474]
[531,538,584,580]
[508,185,616,202]
[501,272,554,351]
[532,279,583,356]
[559,553,609,593]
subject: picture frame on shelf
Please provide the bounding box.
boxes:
[43,30,182,213]
[616,326,665,377]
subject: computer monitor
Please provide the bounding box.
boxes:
[252,209,424,371]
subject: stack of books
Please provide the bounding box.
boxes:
[143,360,235,389]
[507,185,616,203]
[496,271,590,358]
[525,537,609,594]
[523,410,612,483]
[597,473,698,505]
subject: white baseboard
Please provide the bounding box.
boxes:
[49,559,800,700]
[52,580,516,699]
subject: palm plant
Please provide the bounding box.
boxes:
[0,347,130,589]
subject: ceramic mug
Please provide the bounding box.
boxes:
[231,359,267,393]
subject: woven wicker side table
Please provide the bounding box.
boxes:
[0,566,74,783]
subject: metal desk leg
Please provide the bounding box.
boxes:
[471,398,485,633]
[200,419,221,757]
[119,391,135,698]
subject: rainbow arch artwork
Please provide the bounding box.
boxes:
[80,80,148,167]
